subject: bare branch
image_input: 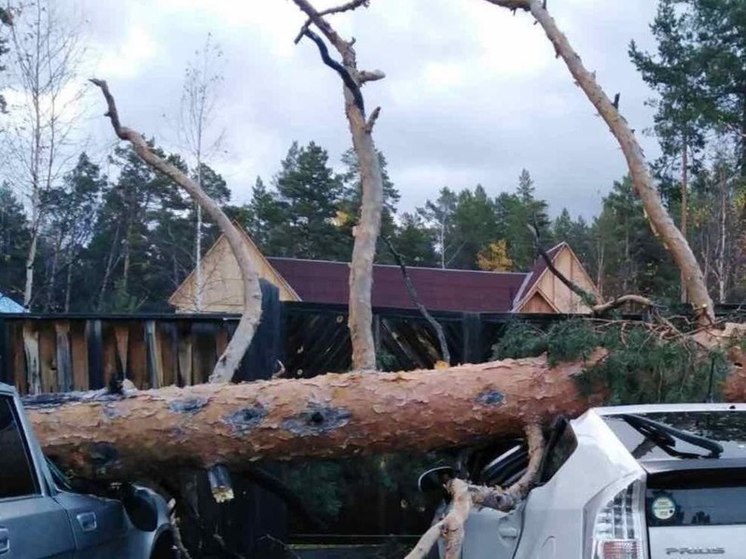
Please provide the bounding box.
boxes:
[365,106,381,133]
[407,424,545,558]
[359,69,386,83]
[294,0,370,43]
[90,79,262,383]
[405,520,444,559]
[485,0,715,325]
[302,28,365,112]
[528,224,599,306]
[89,79,126,139]
[292,0,349,52]
[383,236,450,364]
[484,0,531,10]
[593,294,655,315]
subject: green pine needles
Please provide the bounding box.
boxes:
[493,319,730,405]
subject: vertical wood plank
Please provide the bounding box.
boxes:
[102,323,118,388]
[22,321,41,394]
[13,322,25,393]
[145,320,164,389]
[54,321,73,393]
[114,324,130,380]
[177,322,193,387]
[86,319,104,389]
[192,323,217,384]
[70,321,89,391]
[39,323,57,393]
[128,322,148,389]
[159,322,177,387]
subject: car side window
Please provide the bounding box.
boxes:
[539,420,577,484]
[0,396,39,499]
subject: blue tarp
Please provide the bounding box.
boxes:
[0,292,25,313]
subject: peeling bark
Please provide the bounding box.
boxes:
[90,80,261,383]
[486,0,715,325]
[25,353,608,480]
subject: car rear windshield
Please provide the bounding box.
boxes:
[603,411,746,462]
[647,486,746,527]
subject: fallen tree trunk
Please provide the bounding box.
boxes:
[25,353,604,480]
[23,350,746,481]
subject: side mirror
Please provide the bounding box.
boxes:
[121,484,159,532]
[417,466,457,497]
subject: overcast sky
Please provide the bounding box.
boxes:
[73,0,660,220]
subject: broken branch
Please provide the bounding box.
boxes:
[302,28,364,112]
[89,79,262,383]
[486,0,715,325]
[383,236,450,364]
[365,106,381,132]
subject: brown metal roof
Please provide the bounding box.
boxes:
[267,258,528,313]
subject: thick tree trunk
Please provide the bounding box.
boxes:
[23,352,746,481]
[292,0,385,371]
[346,94,383,370]
[485,0,715,325]
[25,353,607,480]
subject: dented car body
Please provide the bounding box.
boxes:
[426,403,746,559]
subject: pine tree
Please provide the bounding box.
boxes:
[500,170,551,270]
[270,141,350,260]
[339,148,401,258]
[38,153,106,311]
[0,183,31,303]
[389,212,438,267]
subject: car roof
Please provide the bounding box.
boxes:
[594,404,746,470]
[592,402,746,416]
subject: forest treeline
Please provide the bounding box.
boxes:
[1,0,746,313]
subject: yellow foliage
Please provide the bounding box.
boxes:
[477,240,513,272]
[332,210,353,227]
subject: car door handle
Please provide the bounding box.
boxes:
[0,527,9,554]
[76,512,97,532]
[498,525,519,538]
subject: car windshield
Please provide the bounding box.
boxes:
[603,411,746,462]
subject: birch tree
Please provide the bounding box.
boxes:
[177,33,225,312]
[2,0,85,310]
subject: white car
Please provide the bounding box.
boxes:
[421,403,746,558]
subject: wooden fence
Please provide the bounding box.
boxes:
[0,307,560,395]
[3,302,745,395]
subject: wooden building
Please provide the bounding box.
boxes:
[169,228,599,315]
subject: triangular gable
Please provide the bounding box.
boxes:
[168,224,300,310]
[519,290,561,314]
[512,242,598,313]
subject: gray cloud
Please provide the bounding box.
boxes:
[72,0,662,221]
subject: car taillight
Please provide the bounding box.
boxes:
[588,480,647,559]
